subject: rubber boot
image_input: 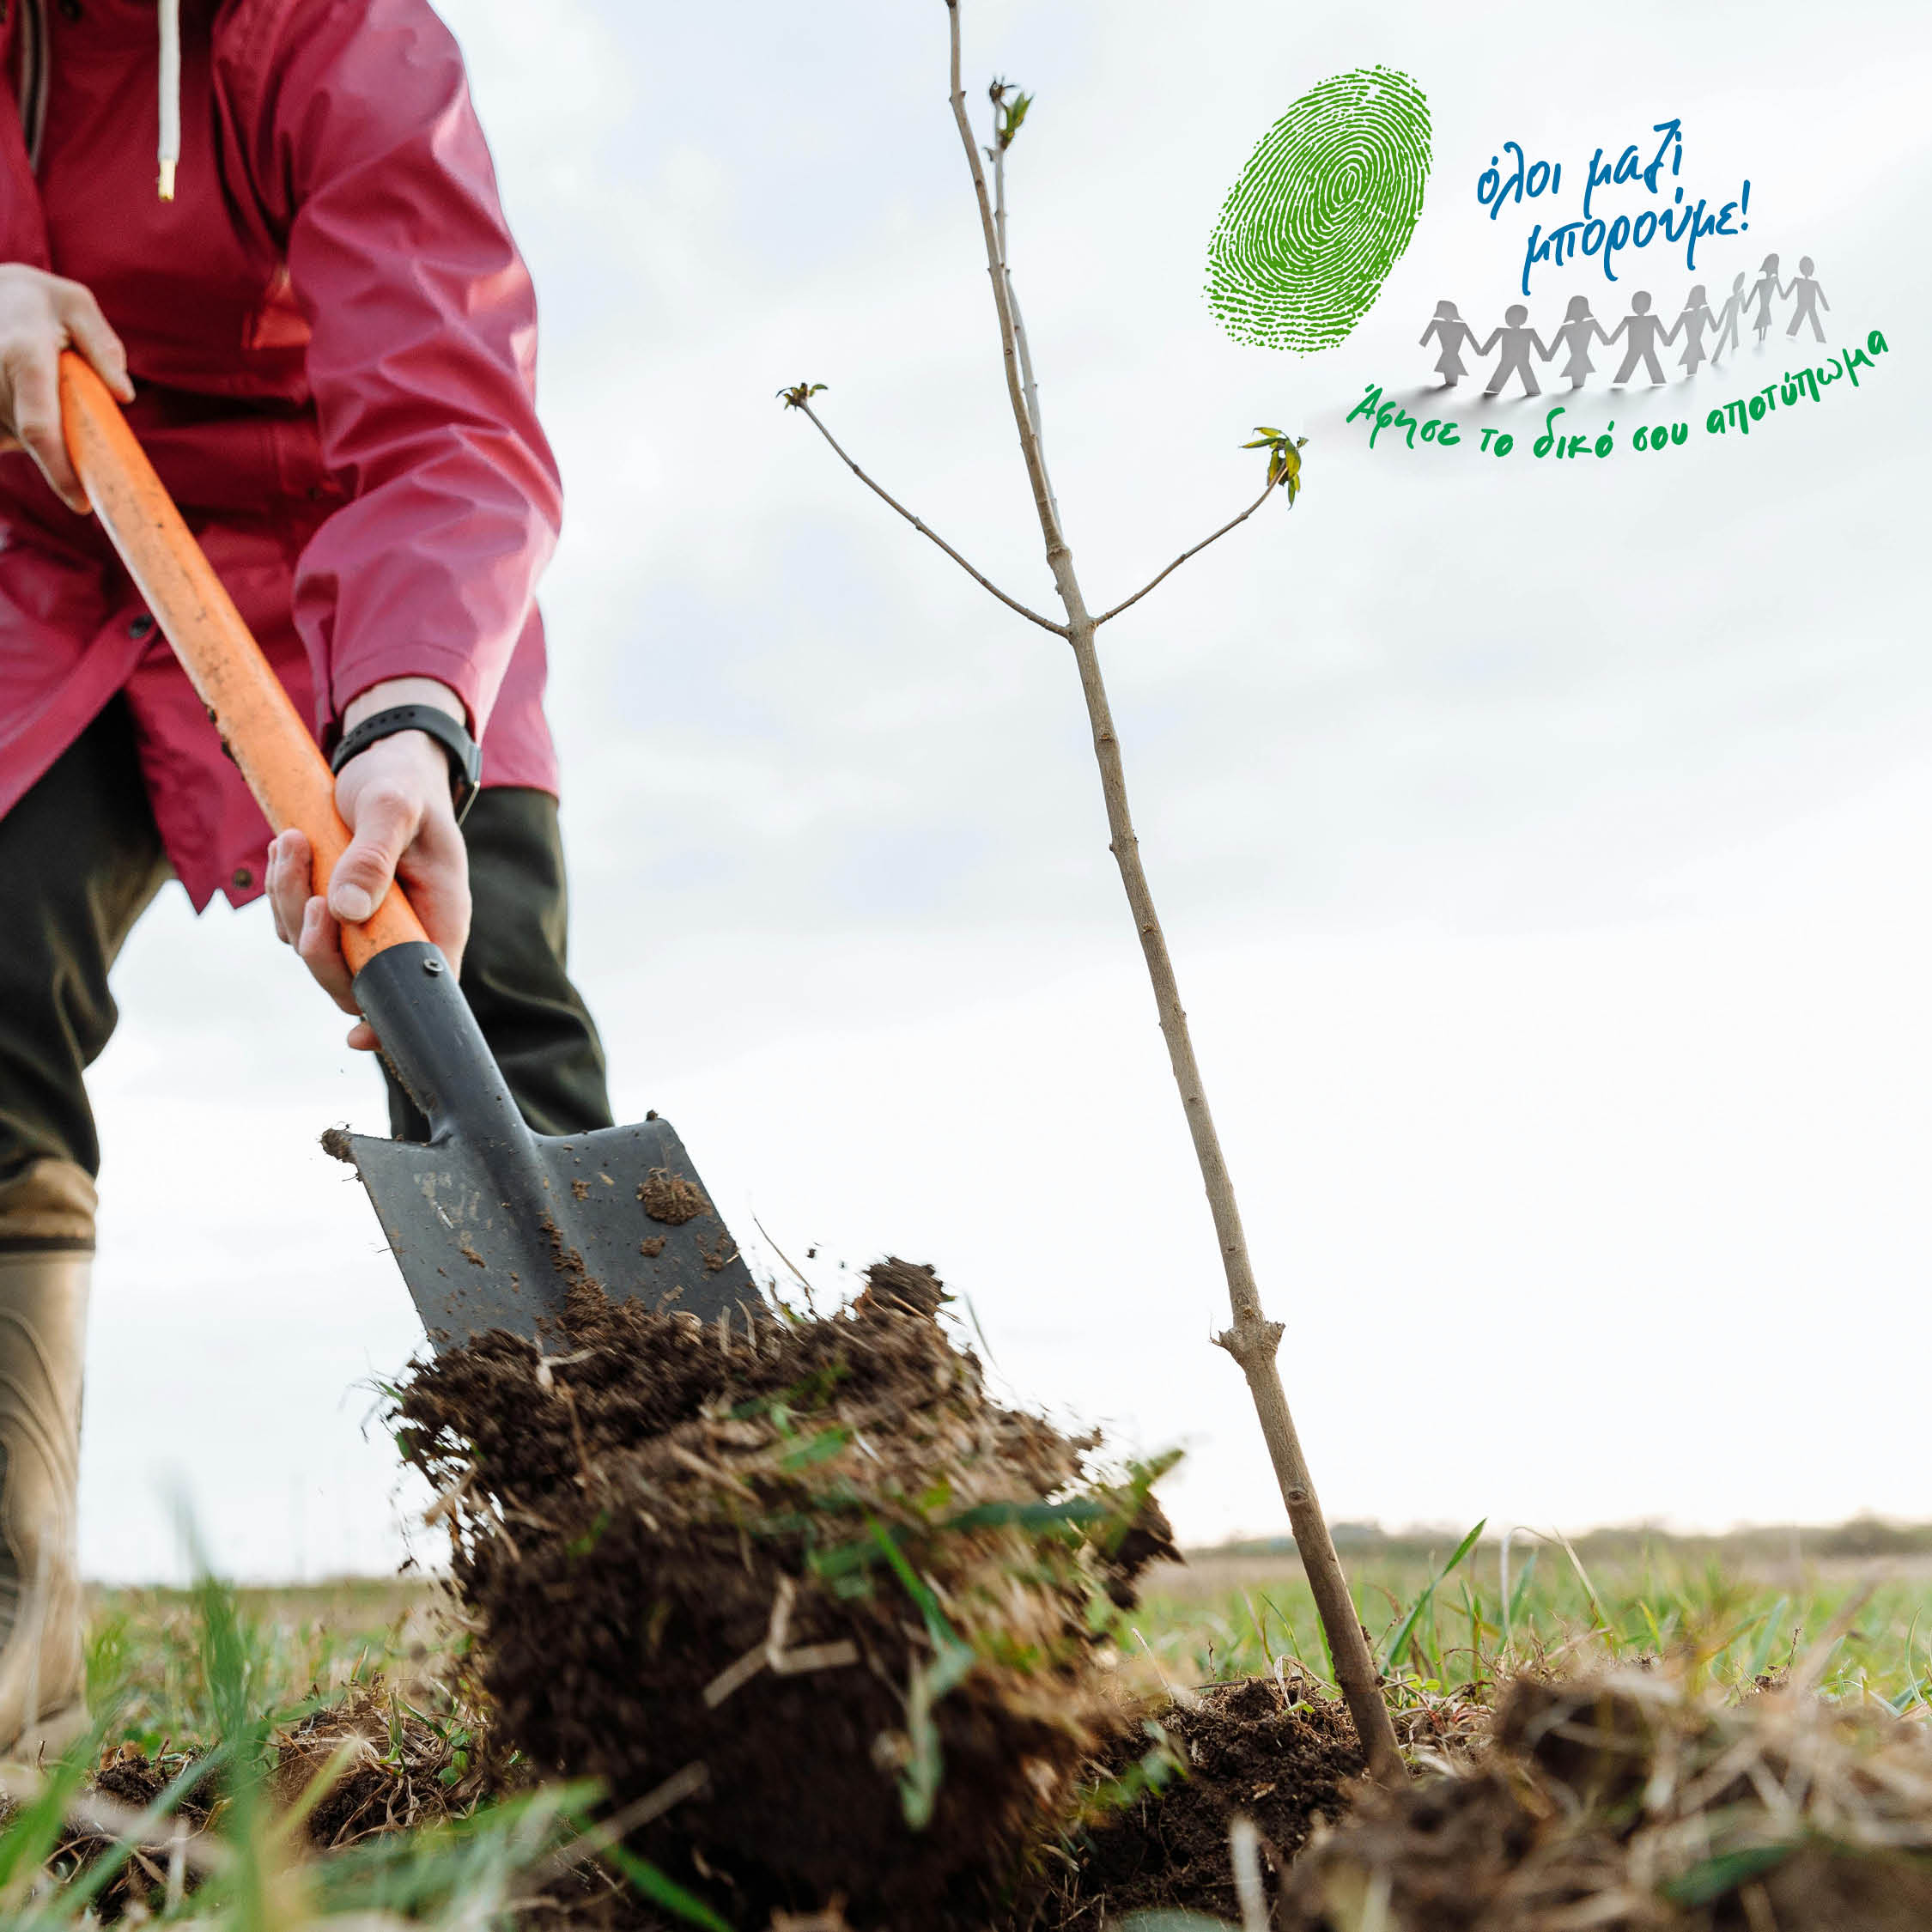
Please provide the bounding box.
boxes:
[0,1160,95,1760]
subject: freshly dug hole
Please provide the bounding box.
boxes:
[393,1261,1177,1923]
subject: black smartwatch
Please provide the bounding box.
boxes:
[330,703,483,824]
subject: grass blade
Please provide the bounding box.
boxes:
[1382,1518,1485,1678]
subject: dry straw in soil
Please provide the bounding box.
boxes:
[1284,1666,1932,1930]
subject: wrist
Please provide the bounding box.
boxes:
[342,677,467,735]
[331,699,482,825]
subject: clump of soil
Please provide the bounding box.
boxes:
[269,1684,497,1848]
[637,1168,709,1225]
[33,1742,221,1919]
[1024,1674,1364,1929]
[33,1686,493,1920]
[1282,1670,1932,1931]
[392,1261,1176,1925]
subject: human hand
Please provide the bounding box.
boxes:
[266,678,472,1051]
[0,264,133,512]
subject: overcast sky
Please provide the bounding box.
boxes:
[77,0,1932,1580]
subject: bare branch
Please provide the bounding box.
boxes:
[946,3,1066,558]
[1094,477,1280,627]
[787,401,1066,637]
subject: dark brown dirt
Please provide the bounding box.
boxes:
[392,1261,1176,1927]
[1018,1676,1364,1931]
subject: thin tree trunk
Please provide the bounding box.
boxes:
[942,0,1403,1785]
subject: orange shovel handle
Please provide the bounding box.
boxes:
[58,351,426,975]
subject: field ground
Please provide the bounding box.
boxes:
[92,1523,1932,1758]
[33,1528,1930,1927]
[1133,1529,1932,1707]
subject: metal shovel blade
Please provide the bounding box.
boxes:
[340,1113,760,1348]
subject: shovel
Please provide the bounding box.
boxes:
[58,351,762,1347]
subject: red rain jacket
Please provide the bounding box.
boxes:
[0,0,561,909]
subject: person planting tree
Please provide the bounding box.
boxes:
[0,0,611,1756]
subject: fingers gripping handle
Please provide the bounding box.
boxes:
[57,351,426,975]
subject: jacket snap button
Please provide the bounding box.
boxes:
[232,868,253,891]
[55,0,78,20]
[129,614,154,639]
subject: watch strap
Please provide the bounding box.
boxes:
[329,703,483,823]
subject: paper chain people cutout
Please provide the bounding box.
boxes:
[1421,257,1830,396]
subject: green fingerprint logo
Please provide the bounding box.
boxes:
[1207,66,1431,352]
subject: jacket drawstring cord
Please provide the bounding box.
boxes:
[157,0,180,200]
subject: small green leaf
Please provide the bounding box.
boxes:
[780,1427,852,1473]
[944,1497,1109,1534]
[1661,1842,1796,1907]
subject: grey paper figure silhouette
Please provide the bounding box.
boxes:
[1477,303,1548,397]
[1784,256,1829,342]
[1674,286,1718,375]
[1604,293,1675,385]
[1419,301,1480,387]
[1710,273,1747,361]
[1748,254,1785,343]
[1548,295,1607,389]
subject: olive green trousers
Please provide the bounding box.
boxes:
[0,698,613,1238]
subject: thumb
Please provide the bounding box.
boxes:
[328,787,417,923]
